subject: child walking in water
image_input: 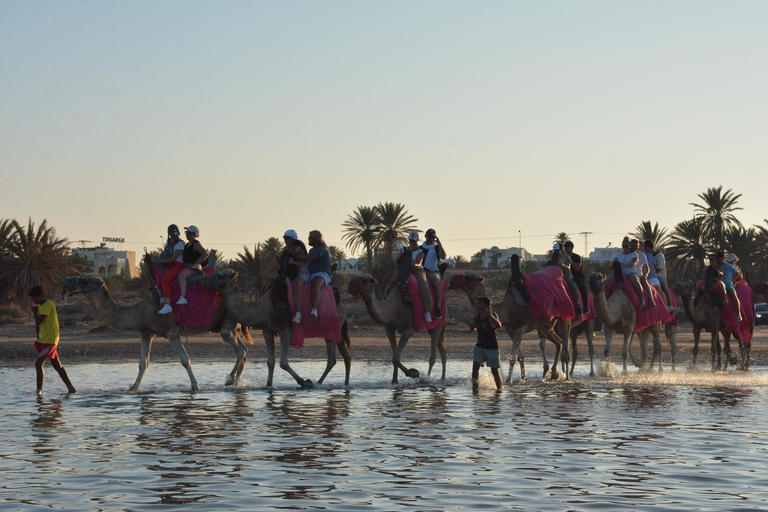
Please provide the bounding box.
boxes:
[29,286,76,396]
[471,296,502,390]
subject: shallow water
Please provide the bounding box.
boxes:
[3,359,768,511]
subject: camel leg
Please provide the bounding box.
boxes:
[621,331,634,375]
[129,332,154,392]
[278,328,313,388]
[691,326,702,368]
[585,323,595,378]
[545,328,563,381]
[318,339,337,385]
[167,331,199,391]
[221,326,248,386]
[710,331,720,372]
[427,326,446,381]
[388,326,416,384]
[337,339,352,385]
[604,329,614,377]
[506,327,525,384]
[539,335,550,378]
[666,324,677,372]
[724,332,739,368]
[741,341,751,372]
[559,323,571,381]
[263,331,276,387]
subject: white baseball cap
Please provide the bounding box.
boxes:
[184,225,200,235]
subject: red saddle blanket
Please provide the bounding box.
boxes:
[695,283,752,342]
[606,280,671,333]
[287,279,342,348]
[519,266,575,322]
[737,281,755,326]
[405,274,447,332]
[155,268,218,328]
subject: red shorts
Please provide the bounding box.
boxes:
[34,341,59,360]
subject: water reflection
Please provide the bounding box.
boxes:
[30,397,65,457]
[133,392,253,505]
[618,386,674,409]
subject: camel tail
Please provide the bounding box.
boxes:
[341,319,353,352]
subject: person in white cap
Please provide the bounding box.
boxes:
[176,225,208,305]
[396,231,434,322]
[421,228,446,319]
[720,252,743,322]
[274,229,310,323]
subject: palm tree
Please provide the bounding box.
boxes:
[553,232,570,246]
[0,218,83,302]
[690,186,743,247]
[722,226,759,283]
[374,202,418,259]
[633,221,670,249]
[230,238,282,296]
[665,217,711,282]
[341,206,380,272]
[453,255,470,269]
[329,245,347,268]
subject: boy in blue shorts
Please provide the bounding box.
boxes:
[472,296,502,390]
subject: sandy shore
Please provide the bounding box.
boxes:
[2,320,767,369]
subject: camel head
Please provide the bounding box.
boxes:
[347,275,377,297]
[61,276,105,298]
[202,269,239,292]
[589,272,605,294]
[673,281,693,297]
[448,273,486,295]
[755,282,768,295]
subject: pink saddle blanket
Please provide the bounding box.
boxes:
[155,268,218,328]
[287,279,342,348]
[695,282,752,342]
[519,266,575,322]
[405,274,447,332]
[736,281,755,326]
[606,280,671,333]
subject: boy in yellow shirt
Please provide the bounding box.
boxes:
[30,286,76,396]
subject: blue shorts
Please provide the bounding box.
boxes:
[658,276,667,284]
[473,346,500,369]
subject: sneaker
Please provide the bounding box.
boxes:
[176,297,188,305]
[435,308,442,319]
[310,309,318,321]
[582,307,590,315]
[424,312,432,323]
[292,312,302,323]
[736,315,743,322]
[158,304,173,314]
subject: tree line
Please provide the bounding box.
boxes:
[2,186,766,305]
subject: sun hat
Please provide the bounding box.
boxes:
[184,225,200,235]
[726,253,738,262]
[167,224,180,237]
[284,229,299,240]
[408,231,419,242]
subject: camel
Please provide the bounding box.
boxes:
[61,276,249,391]
[448,269,570,382]
[674,282,749,371]
[542,315,596,379]
[202,269,352,386]
[589,266,663,376]
[347,275,446,384]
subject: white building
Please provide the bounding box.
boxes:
[338,258,364,272]
[73,244,138,279]
[472,247,534,268]
[588,247,623,262]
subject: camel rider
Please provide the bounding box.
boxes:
[421,228,446,319]
[563,241,589,315]
[176,225,209,305]
[156,224,185,314]
[645,239,675,311]
[717,251,743,322]
[274,229,310,323]
[615,236,648,308]
[296,230,332,321]
[553,243,582,317]
[396,231,434,322]
[631,238,658,309]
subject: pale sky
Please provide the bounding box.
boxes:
[2,1,767,261]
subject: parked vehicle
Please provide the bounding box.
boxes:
[755,303,768,325]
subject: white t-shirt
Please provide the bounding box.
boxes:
[617,251,640,276]
[421,243,441,272]
[169,240,185,263]
[654,252,667,280]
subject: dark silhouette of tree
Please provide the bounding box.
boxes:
[553,232,570,246]
[0,218,83,302]
[666,217,711,282]
[230,238,282,296]
[374,202,418,259]
[341,206,380,272]
[633,221,670,249]
[690,186,743,247]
